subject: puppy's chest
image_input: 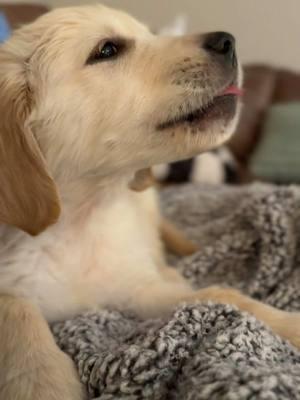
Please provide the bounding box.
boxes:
[0,190,162,321]
[67,195,161,284]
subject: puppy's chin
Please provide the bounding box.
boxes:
[153,97,242,164]
[157,93,238,132]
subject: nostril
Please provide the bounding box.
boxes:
[222,39,233,55]
[203,32,236,61]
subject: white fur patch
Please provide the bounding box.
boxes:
[192,153,225,184]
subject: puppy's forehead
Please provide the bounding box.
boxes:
[13,4,152,75]
[42,5,150,42]
[27,5,152,68]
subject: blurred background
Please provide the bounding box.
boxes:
[4,0,300,69]
[1,1,300,186]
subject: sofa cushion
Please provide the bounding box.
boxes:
[250,102,300,183]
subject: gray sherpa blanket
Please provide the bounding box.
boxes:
[52,183,300,400]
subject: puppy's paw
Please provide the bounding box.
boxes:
[277,312,300,350]
[195,286,243,304]
[0,349,86,400]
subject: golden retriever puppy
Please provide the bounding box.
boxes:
[0,5,299,400]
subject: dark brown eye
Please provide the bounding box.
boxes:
[99,42,118,59]
[87,41,119,64]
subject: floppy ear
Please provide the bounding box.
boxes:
[0,47,61,235]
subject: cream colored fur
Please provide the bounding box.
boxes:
[0,5,299,400]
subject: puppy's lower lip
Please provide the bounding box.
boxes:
[157,94,238,131]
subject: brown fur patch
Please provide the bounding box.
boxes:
[0,47,60,235]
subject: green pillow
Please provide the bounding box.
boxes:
[250,102,300,183]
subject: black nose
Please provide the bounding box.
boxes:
[204,32,236,66]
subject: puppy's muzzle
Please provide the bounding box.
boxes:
[203,31,237,68]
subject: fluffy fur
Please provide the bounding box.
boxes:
[0,5,299,400]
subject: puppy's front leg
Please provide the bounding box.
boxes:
[133,273,300,349]
[0,295,86,400]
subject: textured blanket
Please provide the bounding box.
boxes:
[52,184,300,400]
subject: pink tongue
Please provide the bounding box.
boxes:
[222,85,244,96]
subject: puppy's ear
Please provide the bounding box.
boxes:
[0,48,61,235]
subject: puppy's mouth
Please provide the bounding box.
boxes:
[157,85,243,131]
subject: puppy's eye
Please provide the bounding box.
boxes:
[87,41,120,64]
[98,42,118,59]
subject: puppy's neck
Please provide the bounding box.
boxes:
[57,172,133,224]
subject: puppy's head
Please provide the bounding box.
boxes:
[0,5,242,233]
